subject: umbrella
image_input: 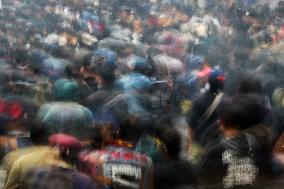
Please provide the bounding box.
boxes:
[38,102,94,139]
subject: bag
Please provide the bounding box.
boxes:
[79,148,153,189]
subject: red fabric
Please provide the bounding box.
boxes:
[0,100,24,120]
[196,65,212,78]
[48,134,82,151]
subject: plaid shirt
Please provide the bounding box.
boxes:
[21,166,104,189]
[79,146,153,189]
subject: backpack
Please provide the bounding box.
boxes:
[79,147,153,189]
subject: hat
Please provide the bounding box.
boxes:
[38,102,94,139]
[94,48,116,66]
[186,55,205,70]
[48,133,82,153]
[208,66,225,91]
[53,79,80,101]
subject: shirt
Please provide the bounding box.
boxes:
[4,146,70,189]
[79,146,154,189]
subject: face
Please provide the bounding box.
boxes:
[133,19,143,33]
[100,124,117,143]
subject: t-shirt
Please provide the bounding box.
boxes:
[4,146,69,189]
[199,133,260,189]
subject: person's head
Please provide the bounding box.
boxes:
[90,62,116,87]
[65,64,81,79]
[0,114,12,136]
[118,116,145,145]
[218,102,244,133]
[53,79,80,101]
[238,75,263,94]
[91,114,119,148]
[0,97,38,132]
[208,67,225,93]
[29,121,48,145]
[159,128,181,160]
[231,94,269,129]
[12,48,29,66]
[153,114,173,138]
[48,133,82,166]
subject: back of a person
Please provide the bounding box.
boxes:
[3,147,39,179]
[4,146,67,189]
[199,133,260,189]
[154,159,198,189]
[21,166,103,189]
[79,147,153,189]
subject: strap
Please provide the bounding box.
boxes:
[244,132,257,157]
[197,92,224,128]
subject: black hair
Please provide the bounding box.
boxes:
[159,128,181,160]
[29,121,48,145]
[91,63,116,85]
[0,115,11,136]
[239,75,263,94]
[12,48,29,65]
[65,64,81,78]
[218,102,244,129]
[231,94,269,129]
[153,114,172,138]
[118,117,144,145]
[82,53,95,68]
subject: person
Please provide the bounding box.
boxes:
[0,96,38,151]
[84,62,117,118]
[188,67,226,144]
[199,101,266,189]
[78,118,154,189]
[4,122,66,189]
[187,67,226,163]
[3,121,47,179]
[0,115,12,160]
[154,127,198,189]
[19,134,105,189]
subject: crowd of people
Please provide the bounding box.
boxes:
[0,0,283,188]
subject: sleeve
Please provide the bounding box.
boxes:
[4,158,23,189]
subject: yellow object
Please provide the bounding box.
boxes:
[180,100,193,114]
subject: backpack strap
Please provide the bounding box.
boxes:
[197,92,224,128]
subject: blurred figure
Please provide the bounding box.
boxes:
[19,134,105,189]
[154,127,198,189]
[188,67,226,151]
[199,102,260,189]
[4,122,65,189]
[78,118,154,189]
